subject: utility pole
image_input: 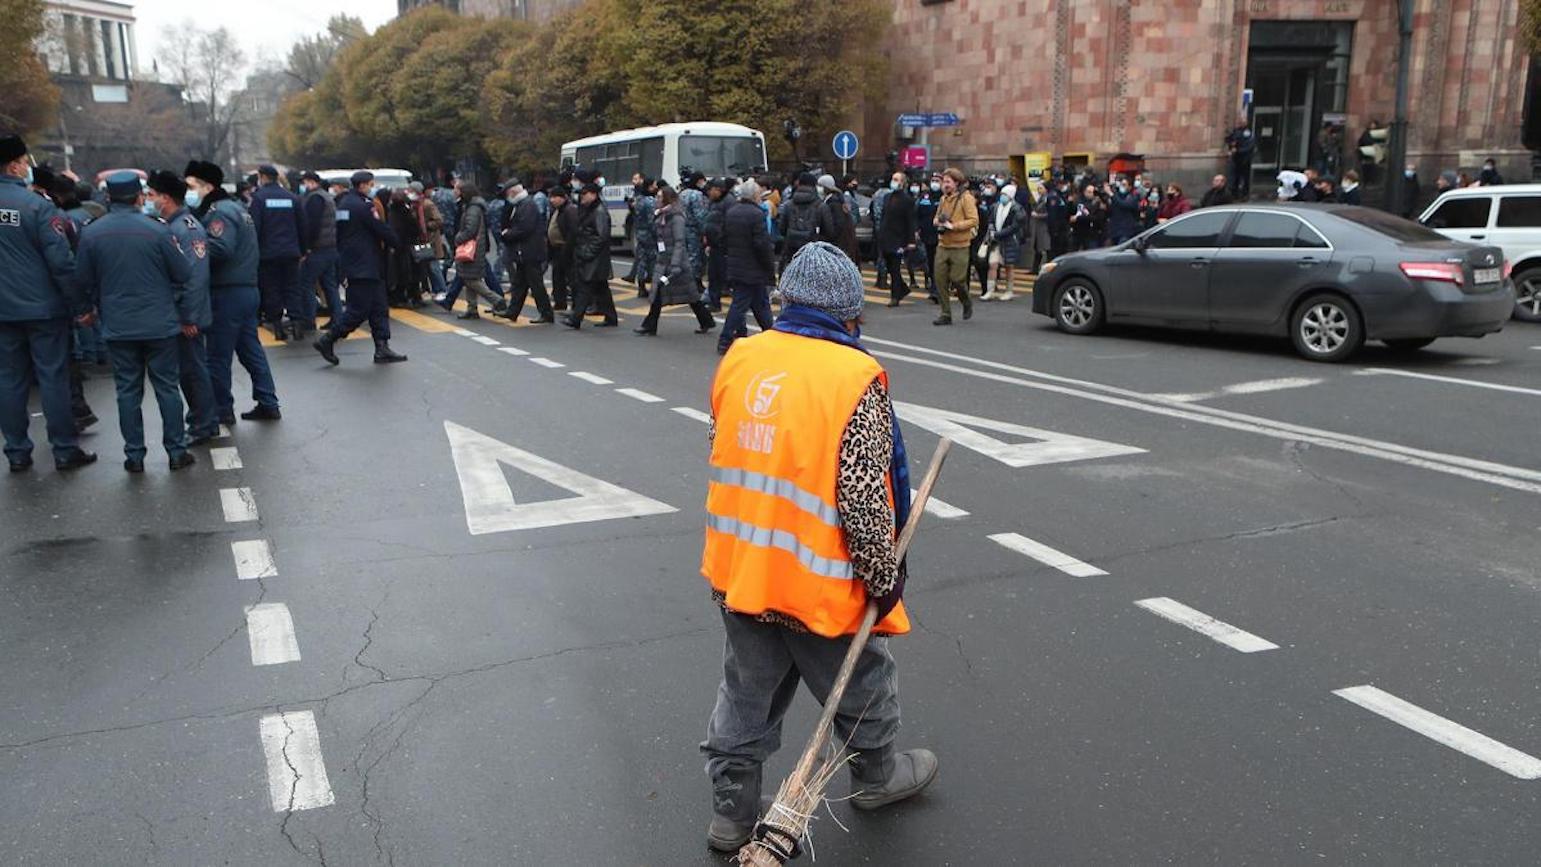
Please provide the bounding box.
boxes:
[1386,0,1414,216]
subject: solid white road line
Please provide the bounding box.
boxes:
[1134,597,1279,653]
[259,711,336,811]
[529,357,565,368]
[1333,685,1541,780]
[672,407,712,423]
[471,335,501,346]
[616,387,665,403]
[911,488,969,519]
[569,371,614,385]
[231,539,277,580]
[497,346,529,357]
[219,487,259,523]
[987,532,1107,577]
[864,337,1541,495]
[210,447,243,471]
[1356,367,1541,397]
[245,603,301,666]
[1156,377,1324,403]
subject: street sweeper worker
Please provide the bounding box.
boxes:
[700,241,940,852]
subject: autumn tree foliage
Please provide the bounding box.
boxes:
[0,0,60,134]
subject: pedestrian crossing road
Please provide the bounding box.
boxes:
[3,257,1538,863]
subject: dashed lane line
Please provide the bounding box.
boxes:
[569,371,615,385]
[1333,685,1541,780]
[672,406,712,423]
[1355,367,1541,397]
[210,447,242,471]
[453,327,476,337]
[529,357,565,369]
[245,603,301,666]
[471,335,502,346]
[219,487,259,523]
[231,539,277,580]
[912,489,969,519]
[497,346,530,357]
[616,387,665,404]
[258,710,336,811]
[1134,597,1279,653]
[987,532,1107,577]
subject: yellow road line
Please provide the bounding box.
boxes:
[389,307,458,333]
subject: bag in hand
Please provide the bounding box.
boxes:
[411,243,436,263]
[454,237,478,264]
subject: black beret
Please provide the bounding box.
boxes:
[147,170,186,201]
[350,170,374,186]
[185,160,224,186]
[0,134,26,163]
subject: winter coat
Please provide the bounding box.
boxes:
[74,205,194,341]
[914,191,939,246]
[821,192,858,261]
[653,204,700,305]
[500,194,547,265]
[935,190,979,248]
[333,190,397,281]
[419,198,445,258]
[723,199,776,288]
[453,197,491,280]
[1199,187,1231,208]
[875,188,917,253]
[982,197,1024,264]
[776,187,823,255]
[1106,189,1141,240]
[1340,185,1363,206]
[1070,196,1107,243]
[1157,195,1192,221]
[572,201,612,284]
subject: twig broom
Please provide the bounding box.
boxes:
[738,437,953,864]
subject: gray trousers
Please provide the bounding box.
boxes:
[461,275,503,313]
[702,609,901,785]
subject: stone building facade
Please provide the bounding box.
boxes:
[863,0,1533,189]
[397,0,581,22]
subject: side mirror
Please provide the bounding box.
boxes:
[1131,235,1149,253]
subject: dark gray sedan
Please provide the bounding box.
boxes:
[1031,204,1516,361]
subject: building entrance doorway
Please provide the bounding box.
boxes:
[1246,21,1353,181]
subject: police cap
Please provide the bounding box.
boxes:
[256,163,278,178]
[147,170,186,202]
[350,170,374,186]
[0,134,26,163]
[185,160,224,187]
[105,170,142,203]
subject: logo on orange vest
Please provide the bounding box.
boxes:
[744,371,786,420]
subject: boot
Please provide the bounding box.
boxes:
[457,309,481,320]
[313,332,339,366]
[849,745,938,811]
[373,340,408,364]
[706,764,761,853]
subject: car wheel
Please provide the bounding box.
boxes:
[1053,280,1104,335]
[1384,337,1436,352]
[1513,267,1541,322]
[1291,293,1364,362]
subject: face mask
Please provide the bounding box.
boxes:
[185,188,202,208]
[1404,170,1416,178]
[23,165,34,186]
[889,180,900,190]
[930,182,941,192]
[141,199,158,216]
[909,186,919,196]
[595,177,606,187]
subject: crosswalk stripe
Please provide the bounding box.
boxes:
[1134,597,1279,653]
[258,711,335,811]
[988,532,1107,577]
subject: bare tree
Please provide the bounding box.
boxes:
[159,22,249,165]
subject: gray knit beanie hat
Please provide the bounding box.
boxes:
[779,242,864,322]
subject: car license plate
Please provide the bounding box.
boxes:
[1474,267,1500,285]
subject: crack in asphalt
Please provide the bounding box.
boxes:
[1284,439,1373,511]
[0,626,713,752]
[133,809,158,865]
[275,711,311,864]
[907,608,975,678]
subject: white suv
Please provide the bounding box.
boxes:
[1419,184,1541,321]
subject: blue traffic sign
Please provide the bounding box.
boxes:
[898,113,927,127]
[897,112,961,128]
[832,130,859,161]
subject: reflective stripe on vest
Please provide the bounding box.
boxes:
[709,465,841,529]
[704,513,852,580]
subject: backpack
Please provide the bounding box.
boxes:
[784,201,818,247]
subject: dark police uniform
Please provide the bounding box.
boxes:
[300,183,340,329]
[75,200,195,466]
[321,184,399,354]
[0,173,92,469]
[250,178,308,337]
[198,190,280,422]
[165,207,218,440]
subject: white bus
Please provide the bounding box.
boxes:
[560,122,769,240]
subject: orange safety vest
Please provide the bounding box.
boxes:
[701,329,910,638]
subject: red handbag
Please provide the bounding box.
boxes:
[454,238,478,263]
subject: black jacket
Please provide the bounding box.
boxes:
[335,190,398,281]
[571,202,612,283]
[723,200,775,288]
[1199,186,1231,208]
[875,188,916,252]
[499,195,547,264]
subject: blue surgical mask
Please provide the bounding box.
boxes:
[1404,169,1415,179]
[141,200,158,216]
[909,186,919,196]
[185,188,202,208]
[889,180,900,190]
[23,165,34,186]
[929,182,941,192]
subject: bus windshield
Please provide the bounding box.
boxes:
[679,135,766,178]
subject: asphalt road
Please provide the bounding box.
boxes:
[4,261,1540,865]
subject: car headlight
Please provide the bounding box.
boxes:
[1038,261,1058,275]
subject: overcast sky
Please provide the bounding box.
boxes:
[132,0,398,73]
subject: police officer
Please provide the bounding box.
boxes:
[185,160,282,423]
[298,171,341,330]
[250,164,308,341]
[74,172,196,473]
[0,134,97,472]
[147,170,218,444]
[313,171,404,365]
